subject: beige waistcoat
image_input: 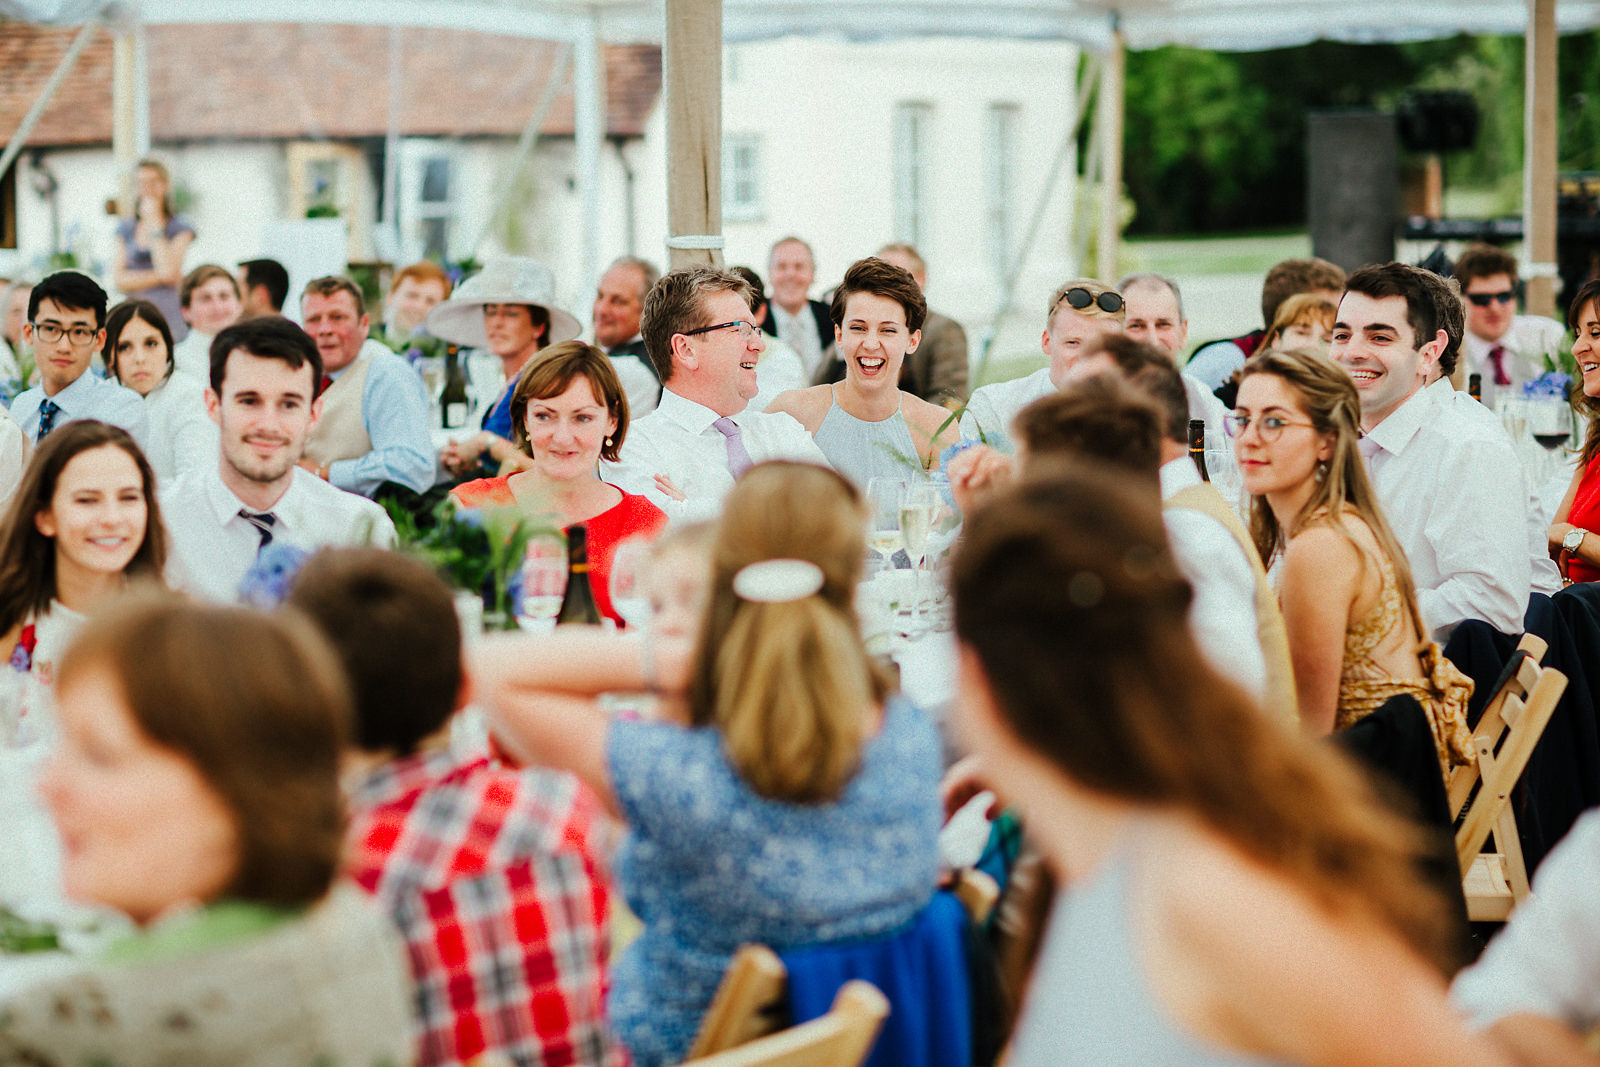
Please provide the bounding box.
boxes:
[304,352,373,469]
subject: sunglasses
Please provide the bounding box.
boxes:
[1466,290,1515,308]
[1058,287,1124,315]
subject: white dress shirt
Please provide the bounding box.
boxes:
[9,370,149,450]
[161,464,397,602]
[1160,457,1268,701]
[605,339,662,416]
[1463,315,1568,410]
[1363,378,1530,636]
[0,405,24,513]
[1452,808,1600,1030]
[771,302,825,381]
[172,328,214,385]
[603,387,832,523]
[140,371,219,486]
[959,367,1054,450]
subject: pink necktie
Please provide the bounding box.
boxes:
[1488,345,1511,387]
[713,417,755,479]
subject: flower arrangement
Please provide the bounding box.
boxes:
[386,497,557,628]
[237,543,313,609]
[1523,370,1573,400]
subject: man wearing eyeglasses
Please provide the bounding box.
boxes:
[9,271,147,449]
[1452,243,1565,410]
[960,279,1124,450]
[604,265,830,522]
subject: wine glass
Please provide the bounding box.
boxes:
[609,538,653,631]
[516,534,567,631]
[1205,446,1244,514]
[864,478,907,564]
[900,483,941,635]
[1529,395,1574,484]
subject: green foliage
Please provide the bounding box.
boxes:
[384,496,558,623]
[0,904,60,954]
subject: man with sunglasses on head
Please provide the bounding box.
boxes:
[604,265,830,522]
[1452,243,1565,410]
[960,279,1124,450]
[9,271,147,448]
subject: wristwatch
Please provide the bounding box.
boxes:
[1565,527,1589,554]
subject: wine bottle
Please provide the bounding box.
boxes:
[556,524,603,626]
[1468,373,1483,402]
[1188,419,1210,482]
[440,344,470,430]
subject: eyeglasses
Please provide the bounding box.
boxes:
[1056,287,1124,315]
[681,320,760,341]
[1224,412,1316,442]
[31,321,99,347]
[1466,290,1516,308]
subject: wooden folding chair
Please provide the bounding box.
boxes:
[1447,633,1566,921]
[686,870,997,1061]
[679,981,889,1067]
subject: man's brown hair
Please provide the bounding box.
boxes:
[302,275,366,319]
[640,265,754,384]
[1261,257,1345,327]
[1013,375,1163,479]
[388,260,453,299]
[180,263,240,309]
[1451,243,1519,289]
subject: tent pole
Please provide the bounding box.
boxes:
[575,16,606,295]
[664,0,723,269]
[1094,24,1125,285]
[1523,0,1558,317]
[0,19,101,194]
[382,24,402,233]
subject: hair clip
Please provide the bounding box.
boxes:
[733,559,825,603]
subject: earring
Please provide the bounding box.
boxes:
[604,435,613,448]
[1315,460,1328,482]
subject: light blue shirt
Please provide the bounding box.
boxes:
[9,370,150,450]
[328,342,434,497]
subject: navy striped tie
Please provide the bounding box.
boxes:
[238,510,277,556]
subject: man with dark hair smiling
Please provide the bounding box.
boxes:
[1330,262,1529,637]
[159,315,394,602]
[9,270,147,448]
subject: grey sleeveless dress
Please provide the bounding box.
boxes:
[811,387,927,488]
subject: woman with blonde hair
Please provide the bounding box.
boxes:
[1230,348,1472,764]
[1263,293,1337,353]
[951,461,1502,1067]
[474,461,943,1066]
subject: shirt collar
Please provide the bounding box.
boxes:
[1364,381,1436,456]
[43,369,102,413]
[202,462,295,525]
[1158,455,1201,499]
[656,387,728,434]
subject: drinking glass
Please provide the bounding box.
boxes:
[1205,446,1244,514]
[900,483,942,635]
[1529,395,1574,484]
[516,534,568,630]
[609,538,653,630]
[865,478,907,563]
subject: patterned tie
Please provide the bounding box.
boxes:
[712,417,755,480]
[238,510,277,556]
[35,399,60,443]
[1487,345,1511,388]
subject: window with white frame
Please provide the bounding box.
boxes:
[892,103,932,248]
[723,134,762,222]
[417,155,453,261]
[987,104,1019,278]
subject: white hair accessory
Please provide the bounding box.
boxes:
[732,559,825,603]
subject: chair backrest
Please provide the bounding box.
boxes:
[1447,632,1548,818]
[681,981,889,1067]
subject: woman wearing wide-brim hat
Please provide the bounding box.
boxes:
[428,257,582,479]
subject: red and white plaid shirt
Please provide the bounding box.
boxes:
[346,747,624,1067]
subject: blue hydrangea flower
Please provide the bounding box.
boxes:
[237,543,313,609]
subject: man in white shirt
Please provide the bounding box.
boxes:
[170,265,243,382]
[604,265,830,522]
[9,270,148,450]
[1118,272,1230,451]
[961,278,1124,449]
[1451,809,1600,1066]
[591,255,664,414]
[762,237,834,383]
[1452,243,1567,409]
[162,315,395,602]
[1330,262,1529,636]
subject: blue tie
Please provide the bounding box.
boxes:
[35,399,60,443]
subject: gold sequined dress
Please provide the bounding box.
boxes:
[1337,546,1476,769]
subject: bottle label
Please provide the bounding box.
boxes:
[445,402,468,429]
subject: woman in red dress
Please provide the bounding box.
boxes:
[1547,278,1600,584]
[453,340,665,624]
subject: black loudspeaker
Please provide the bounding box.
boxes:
[1398,90,1481,154]
[1308,110,1399,273]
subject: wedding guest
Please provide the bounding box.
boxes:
[604,266,830,522]
[728,266,806,413]
[592,255,665,412]
[6,595,414,1066]
[0,420,164,752]
[377,260,452,349]
[452,341,666,626]
[1,278,33,395]
[1235,347,1473,764]
[763,236,834,383]
[1546,278,1600,584]
[1214,294,1339,408]
[876,243,968,405]
[1330,262,1530,637]
[475,462,942,1066]
[765,257,959,487]
[161,316,395,603]
[299,276,433,498]
[170,264,243,382]
[111,159,194,343]
[960,279,1123,449]
[236,257,288,318]
[950,462,1500,1067]
[1186,257,1346,391]
[103,300,217,484]
[1117,272,1228,445]
[430,257,582,481]
[1453,243,1567,409]
[290,548,621,1067]
[10,271,148,449]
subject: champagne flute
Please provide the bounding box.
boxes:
[609,538,653,630]
[516,534,568,631]
[865,478,907,564]
[900,483,941,635]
